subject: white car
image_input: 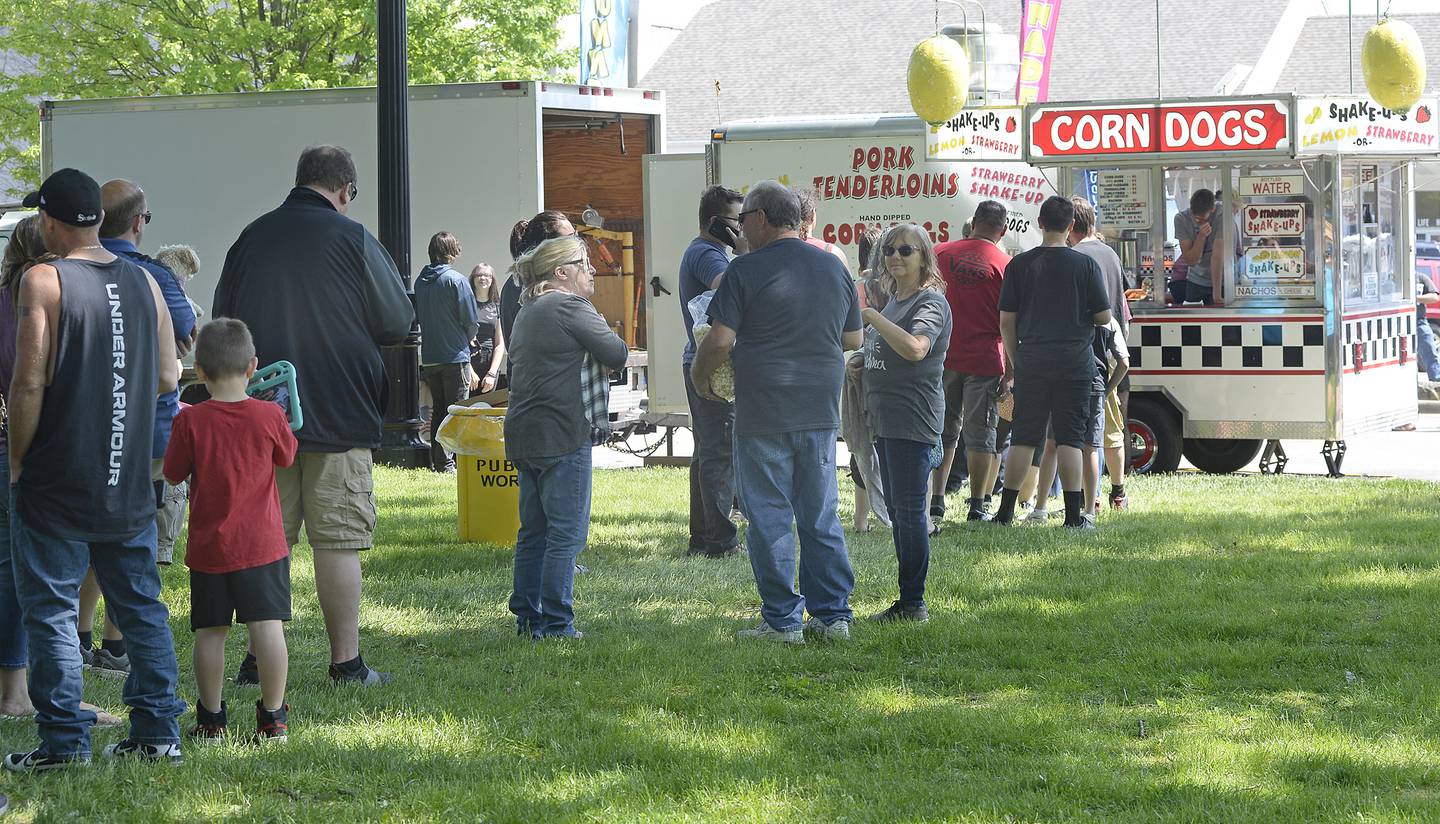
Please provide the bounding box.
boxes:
[0,209,36,249]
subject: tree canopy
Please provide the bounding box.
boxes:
[0,0,577,195]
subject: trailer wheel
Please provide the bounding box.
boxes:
[1127,398,1182,474]
[1182,438,1263,474]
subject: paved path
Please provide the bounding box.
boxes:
[599,413,1440,481]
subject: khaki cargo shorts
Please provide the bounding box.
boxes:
[275,448,377,551]
[1102,387,1126,450]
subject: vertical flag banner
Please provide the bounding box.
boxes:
[580,0,630,87]
[1016,0,1062,106]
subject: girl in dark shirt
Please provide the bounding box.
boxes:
[469,263,506,393]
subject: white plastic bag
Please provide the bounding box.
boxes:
[688,291,734,401]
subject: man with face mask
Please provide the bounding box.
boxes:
[678,185,746,559]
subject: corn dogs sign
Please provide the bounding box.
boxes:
[1025,99,1291,160]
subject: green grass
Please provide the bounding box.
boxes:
[5,467,1440,822]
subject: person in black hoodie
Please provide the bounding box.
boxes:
[214,145,414,686]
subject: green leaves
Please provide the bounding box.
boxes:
[0,0,577,195]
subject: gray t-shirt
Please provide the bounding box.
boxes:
[1073,238,1129,338]
[505,291,629,460]
[863,288,951,444]
[1174,209,1215,288]
[708,237,862,437]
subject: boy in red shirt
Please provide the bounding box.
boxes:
[164,318,297,743]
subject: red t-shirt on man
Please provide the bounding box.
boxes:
[936,237,1010,375]
[163,398,298,574]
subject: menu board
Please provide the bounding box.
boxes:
[1094,169,1151,229]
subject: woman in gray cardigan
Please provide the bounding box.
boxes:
[505,235,628,639]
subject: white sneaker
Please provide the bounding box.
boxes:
[736,622,804,644]
[804,617,851,643]
[1024,508,1050,524]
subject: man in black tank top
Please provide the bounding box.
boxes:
[3,169,185,771]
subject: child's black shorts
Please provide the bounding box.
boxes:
[190,556,292,631]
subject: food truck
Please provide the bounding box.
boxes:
[1024,94,1439,474]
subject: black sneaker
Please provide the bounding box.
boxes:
[328,662,392,686]
[867,601,930,623]
[703,544,743,559]
[234,652,259,686]
[254,701,289,744]
[965,499,992,522]
[4,748,90,772]
[188,701,227,745]
[929,495,946,520]
[101,739,182,766]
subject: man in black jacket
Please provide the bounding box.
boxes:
[214,146,414,685]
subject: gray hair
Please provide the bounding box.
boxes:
[743,181,801,230]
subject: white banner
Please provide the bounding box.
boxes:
[926,108,1025,162]
[1298,96,1440,154]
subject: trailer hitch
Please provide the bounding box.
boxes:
[650,276,672,298]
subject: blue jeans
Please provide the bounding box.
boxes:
[0,453,23,669]
[734,429,854,630]
[874,438,932,607]
[509,445,592,638]
[13,512,184,756]
[1417,312,1440,381]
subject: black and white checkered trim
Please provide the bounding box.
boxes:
[1341,312,1413,369]
[1128,321,1325,371]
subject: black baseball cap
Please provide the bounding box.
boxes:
[21,168,102,228]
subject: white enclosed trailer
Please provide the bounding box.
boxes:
[642,111,1048,422]
[41,82,665,350]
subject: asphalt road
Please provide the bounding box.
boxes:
[600,412,1440,481]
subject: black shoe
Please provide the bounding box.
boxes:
[703,544,743,559]
[867,601,930,623]
[329,662,392,686]
[101,739,182,766]
[255,701,289,744]
[234,652,259,686]
[4,748,90,773]
[188,700,228,745]
[929,496,946,520]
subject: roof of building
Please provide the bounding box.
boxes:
[641,0,1290,149]
[1275,14,1440,95]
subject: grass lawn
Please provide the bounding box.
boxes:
[4,466,1440,822]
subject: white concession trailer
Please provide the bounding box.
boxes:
[1024,94,1438,474]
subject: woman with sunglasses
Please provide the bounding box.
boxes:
[851,224,952,623]
[504,235,627,639]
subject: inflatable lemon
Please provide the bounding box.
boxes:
[908,36,970,125]
[1362,18,1427,111]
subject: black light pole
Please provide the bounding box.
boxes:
[375,0,429,467]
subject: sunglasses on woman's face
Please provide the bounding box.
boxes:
[882,245,917,258]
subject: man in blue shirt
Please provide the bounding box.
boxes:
[414,231,481,472]
[679,185,744,559]
[75,180,197,678]
[693,181,863,644]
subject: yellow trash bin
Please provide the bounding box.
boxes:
[435,406,520,546]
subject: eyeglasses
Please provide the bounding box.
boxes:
[563,258,593,270]
[141,211,152,225]
[882,245,918,258]
[738,209,760,220]
[347,182,358,201]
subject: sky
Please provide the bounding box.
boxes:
[559,0,719,81]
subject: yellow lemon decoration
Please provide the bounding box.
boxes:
[908,35,970,125]
[1362,18,1427,111]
